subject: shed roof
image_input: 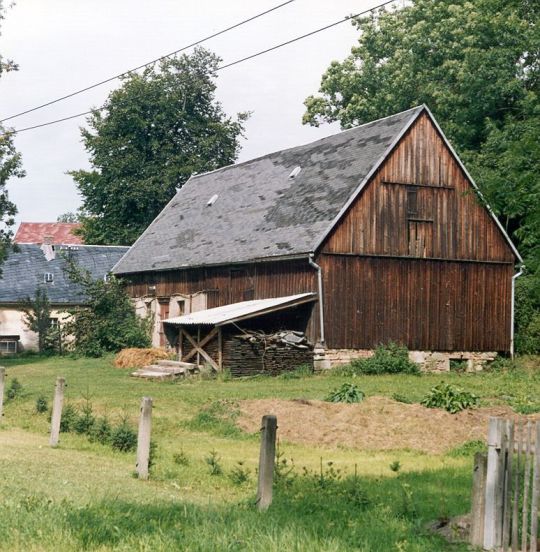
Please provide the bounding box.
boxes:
[0,244,129,305]
[163,293,317,327]
[14,222,83,245]
[114,106,424,275]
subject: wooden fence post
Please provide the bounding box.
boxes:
[256,414,277,511]
[470,452,487,547]
[0,366,5,420]
[484,417,505,550]
[49,377,65,447]
[530,421,540,552]
[136,397,152,480]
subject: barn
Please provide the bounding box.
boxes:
[113,105,521,373]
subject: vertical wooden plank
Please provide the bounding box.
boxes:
[0,366,5,420]
[136,397,153,480]
[522,422,533,552]
[256,414,277,511]
[217,327,223,371]
[471,452,488,547]
[512,421,523,552]
[178,328,183,361]
[530,421,540,552]
[49,377,65,447]
[502,420,514,550]
[485,417,504,550]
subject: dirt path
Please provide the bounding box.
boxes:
[236,397,539,454]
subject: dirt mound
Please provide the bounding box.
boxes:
[114,348,171,369]
[236,397,539,454]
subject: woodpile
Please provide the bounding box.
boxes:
[223,330,313,377]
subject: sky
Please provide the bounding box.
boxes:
[0,0,384,226]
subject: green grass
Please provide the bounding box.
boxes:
[0,354,538,550]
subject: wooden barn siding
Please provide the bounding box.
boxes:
[124,259,320,342]
[323,112,514,262]
[319,254,512,352]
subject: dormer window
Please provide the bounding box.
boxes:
[44,272,54,283]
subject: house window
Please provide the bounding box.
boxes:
[44,272,54,283]
[49,317,59,329]
[177,299,185,315]
[0,340,18,354]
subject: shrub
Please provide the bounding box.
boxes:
[229,461,250,485]
[110,420,137,452]
[35,395,48,414]
[90,416,112,445]
[205,449,223,476]
[350,343,419,375]
[6,378,23,401]
[421,383,479,413]
[173,450,190,466]
[74,402,95,435]
[326,383,365,404]
[60,403,78,432]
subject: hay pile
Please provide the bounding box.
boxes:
[114,348,171,369]
[236,397,540,454]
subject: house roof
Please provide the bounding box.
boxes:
[113,106,425,275]
[14,222,83,245]
[0,244,129,305]
[163,293,317,327]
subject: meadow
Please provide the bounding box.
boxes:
[0,355,538,551]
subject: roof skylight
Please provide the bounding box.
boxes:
[207,194,219,206]
[288,166,302,179]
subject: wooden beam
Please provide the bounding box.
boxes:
[182,327,220,371]
[183,327,218,362]
[218,327,223,370]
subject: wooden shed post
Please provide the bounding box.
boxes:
[470,452,487,547]
[256,414,277,511]
[0,366,5,420]
[136,397,153,480]
[218,327,223,370]
[49,377,65,447]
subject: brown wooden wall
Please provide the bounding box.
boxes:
[124,259,320,342]
[322,113,515,263]
[319,254,513,352]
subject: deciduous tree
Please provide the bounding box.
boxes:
[70,47,248,245]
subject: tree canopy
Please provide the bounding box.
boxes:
[0,2,23,269]
[304,0,540,352]
[70,48,248,246]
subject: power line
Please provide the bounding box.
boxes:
[1,0,397,137]
[0,0,296,123]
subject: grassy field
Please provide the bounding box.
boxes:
[0,355,538,551]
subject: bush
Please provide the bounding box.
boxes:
[229,461,250,486]
[173,450,190,466]
[35,395,48,414]
[349,343,419,375]
[74,402,96,435]
[205,450,223,476]
[421,383,479,414]
[60,403,78,432]
[326,383,365,404]
[6,378,23,401]
[89,416,112,445]
[514,273,540,354]
[110,420,137,452]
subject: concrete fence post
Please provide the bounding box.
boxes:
[484,417,505,550]
[136,397,153,480]
[256,414,277,511]
[0,366,5,420]
[49,377,65,447]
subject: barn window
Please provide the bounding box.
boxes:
[177,299,185,315]
[407,189,418,216]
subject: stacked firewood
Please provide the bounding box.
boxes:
[223,330,313,377]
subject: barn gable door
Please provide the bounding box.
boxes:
[407,187,434,258]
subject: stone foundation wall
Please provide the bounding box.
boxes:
[317,348,498,372]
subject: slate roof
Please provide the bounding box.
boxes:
[0,244,129,305]
[14,222,84,245]
[114,106,425,275]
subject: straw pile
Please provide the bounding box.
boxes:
[114,348,171,369]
